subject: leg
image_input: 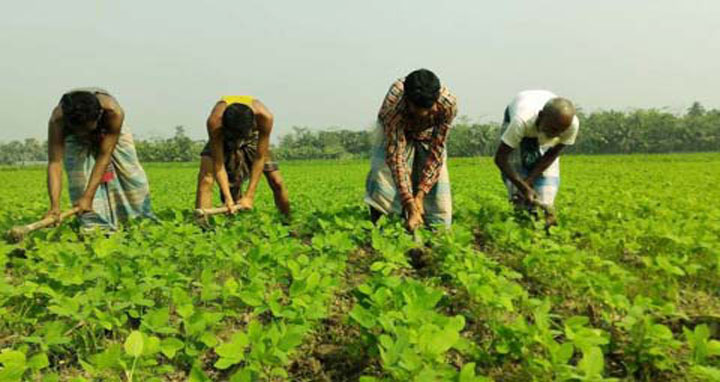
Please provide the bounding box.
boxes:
[195,155,215,209]
[264,170,291,217]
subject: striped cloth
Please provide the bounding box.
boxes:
[501,146,560,207]
[500,108,560,207]
[64,128,155,229]
[364,122,452,228]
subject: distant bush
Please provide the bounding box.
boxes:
[1,103,718,164]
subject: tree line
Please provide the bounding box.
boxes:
[1,103,718,165]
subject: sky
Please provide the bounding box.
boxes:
[0,0,718,142]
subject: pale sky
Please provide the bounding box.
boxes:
[1,0,718,141]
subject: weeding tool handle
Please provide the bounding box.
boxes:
[194,206,236,217]
[8,206,81,238]
[27,206,82,232]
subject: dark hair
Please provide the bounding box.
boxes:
[60,91,102,125]
[222,103,255,136]
[404,69,441,108]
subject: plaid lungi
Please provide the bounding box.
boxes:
[364,122,452,228]
[64,128,155,229]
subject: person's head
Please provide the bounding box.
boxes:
[404,69,441,119]
[60,91,103,133]
[537,97,576,138]
[221,103,255,138]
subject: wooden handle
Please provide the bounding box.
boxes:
[6,206,81,243]
[194,206,235,218]
[27,207,82,231]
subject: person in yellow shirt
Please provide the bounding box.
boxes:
[195,96,290,218]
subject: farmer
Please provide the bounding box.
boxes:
[365,69,458,231]
[494,90,579,227]
[46,88,155,229]
[195,96,290,217]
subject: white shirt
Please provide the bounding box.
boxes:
[501,90,579,149]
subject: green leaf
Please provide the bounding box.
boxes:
[124,331,144,357]
[349,305,376,329]
[214,330,249,369]
[565,315,590,328]
[42,373,60,382]
[177,304,195,319]
[448,315,466,332]
[214,357,238,370]
[0,349,26,382]
[78,359,95,374]
[238,292,264,307]
[289,279,306,296]
[160,338,185,359]
[695,324,711,341]
[27,352,49,371]
[271,367,288,378]
[43,321,72,346]
[200,332,218,348]
[708,340,720,357]
[90,344,123,371]
[555,342,574,364]
[144,335,161,355]
[229,368,253,382]
[306,272,320,290]
[651,324,674,340]
[142,308,169,332]
[189,363,211,382]
[578,346,604,376]
[247,320,263,341]
[419,323,460,356]
[458,362,476,382]
[279,326,305,351]
[690,365,720,381]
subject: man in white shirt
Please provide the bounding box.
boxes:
[494,90,579,227]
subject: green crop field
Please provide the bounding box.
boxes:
[1,154,719,382]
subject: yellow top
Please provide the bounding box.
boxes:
[221,96,254,107]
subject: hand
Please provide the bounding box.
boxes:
[520,183,537,204]
[414,192,426,216]
[406,204,424,232]
[74,196,94,214]
[224,199,237,215]
[44,207,61,226]
[235,196,254,211]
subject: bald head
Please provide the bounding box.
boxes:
[539,97,576,137]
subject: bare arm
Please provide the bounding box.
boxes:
[207,101,235,206]
[494,142,533,194]
[525,144,565,184]
[47,107,65,215]
[77,95,122,209]
[242,100,273,202]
